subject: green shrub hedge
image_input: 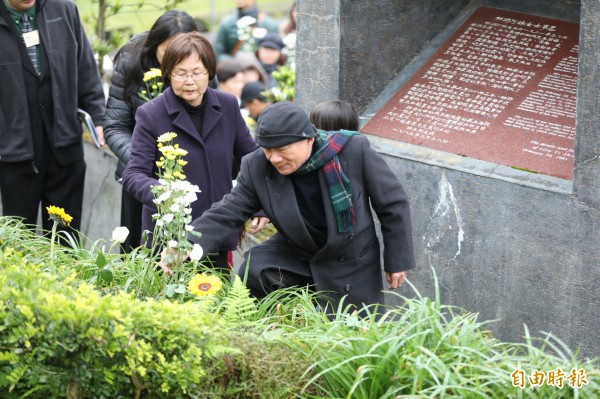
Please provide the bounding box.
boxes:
[0,248,224,398]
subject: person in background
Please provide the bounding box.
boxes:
[240,81,272,121]
[310,100,360,132]
[256,32,286,89]
[123,32,268,270]
[216,59,246,102]
[213,0,279,62]
[241,63,268,85]
[279,1,296,38]
[105,10,217,253]
[162,101,415,313]
[0,0,105,233]
[279,1,296,68]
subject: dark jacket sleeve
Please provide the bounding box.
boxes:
[360,136,415,272]
[71,3,105,127]
[121,103,160,208]
[104,44,140,178]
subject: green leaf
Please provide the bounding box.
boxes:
[174,284,186,294]
[99,268,113,283]
[95,251,106,268]
[165,284,176,298]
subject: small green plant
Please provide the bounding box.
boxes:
[263,64,295,103]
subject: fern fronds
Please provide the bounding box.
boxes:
[218,274,258,327]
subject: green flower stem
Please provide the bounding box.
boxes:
[50,220,58,270]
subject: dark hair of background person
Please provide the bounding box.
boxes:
[310,100,360,132]
[216,59,244,84]
[119,10,199,102]
[161,31,217,87]
[282,1,297,35]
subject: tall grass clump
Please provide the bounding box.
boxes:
[281,276,599,399]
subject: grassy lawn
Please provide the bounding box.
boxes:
[76,0,294,36]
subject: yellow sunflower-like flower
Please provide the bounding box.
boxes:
[46,205,73,226]
[187,273,223,297]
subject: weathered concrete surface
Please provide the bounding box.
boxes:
[297,0,600,359]
[79,142,122,243]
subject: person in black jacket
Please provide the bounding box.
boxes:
[0,0,105,233]
[105,10,217,252]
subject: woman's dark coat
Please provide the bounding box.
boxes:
[122,86,258,250]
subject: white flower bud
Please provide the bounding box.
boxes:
[111,226,129,244]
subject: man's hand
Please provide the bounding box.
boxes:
[386,271,407,289]
[159,248,175,275]
[249,216,270,234]
[95,125,105,147]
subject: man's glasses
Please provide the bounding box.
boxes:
[171,71,209,81]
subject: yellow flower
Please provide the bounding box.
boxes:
[155,161,164,168]
[172,148,188,156]
[46,205,73,227]
[187,273,223,296]
[143,68,162,82]
[177,160,188,166]
[157,132,177,143]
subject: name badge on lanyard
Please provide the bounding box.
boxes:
[23,30,40,47]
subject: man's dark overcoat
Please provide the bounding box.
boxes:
[190,134,415,310]
[122,86,258,250]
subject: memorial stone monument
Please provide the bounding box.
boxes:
[296,0,600,358]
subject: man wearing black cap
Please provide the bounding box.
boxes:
[164,101,415,313]
[240,81,272,120]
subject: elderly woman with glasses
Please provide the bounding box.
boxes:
[123,31,268,270]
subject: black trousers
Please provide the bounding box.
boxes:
[0,157,86,233]
[239,234,314,299]
[119,186,143,253]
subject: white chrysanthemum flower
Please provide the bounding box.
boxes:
[237,15,256,28]
[163,214,174,223]
[168,240,178,248]
[184,192,198,204]
[154,191,171,204]
[189,243,203,261]
[185,225,194,232]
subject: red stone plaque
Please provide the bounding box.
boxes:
[362,6,579,179]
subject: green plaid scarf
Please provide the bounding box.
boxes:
[296,129,359,233]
